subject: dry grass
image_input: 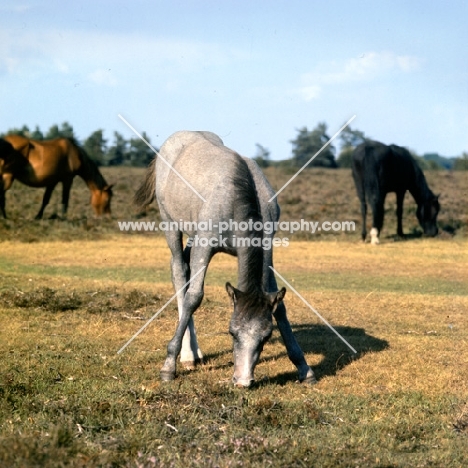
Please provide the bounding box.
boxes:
[0,167,466,243]
[0,165,467,466]
[0,235,467,466]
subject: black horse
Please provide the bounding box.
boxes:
[352,141,440,244]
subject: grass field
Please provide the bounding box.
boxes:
[0,167,467,466]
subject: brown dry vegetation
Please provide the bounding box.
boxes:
[0,166,466,242]
[0,166,467,467]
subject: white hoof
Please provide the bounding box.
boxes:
[370,228,380,245]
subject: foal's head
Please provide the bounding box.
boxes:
[417,195,440,237]
[226,283,286,388]
[91,185,113,216]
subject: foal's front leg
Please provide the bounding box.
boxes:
[274,301,316,384]
[265,256,316,384]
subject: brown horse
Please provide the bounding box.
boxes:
[0,135,113,219]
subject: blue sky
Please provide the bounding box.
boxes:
[1,1,467,160]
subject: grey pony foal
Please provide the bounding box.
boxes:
[135,131,315,387]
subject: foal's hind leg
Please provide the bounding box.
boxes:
[161,233,209,381]
[179,243,204,369]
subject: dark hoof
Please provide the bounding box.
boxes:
[160,370,176,382]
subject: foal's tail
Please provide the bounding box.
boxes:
[134,157,156,208]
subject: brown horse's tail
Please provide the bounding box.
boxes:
[134,157,156,208]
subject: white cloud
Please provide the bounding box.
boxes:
[0,28,236,81]
[88,68,118,87]
[0,4,32,13]
[296,51,422,101]
[298,85,321,102]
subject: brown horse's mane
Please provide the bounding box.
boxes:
[69,137,109,190]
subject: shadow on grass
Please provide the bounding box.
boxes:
[201,323,389,386]
[269,323,389,385]
[383,223,460,241]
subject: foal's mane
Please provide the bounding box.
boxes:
[230,156,262,222]
[229,156,264,294]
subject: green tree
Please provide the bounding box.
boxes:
[59,121,75,139]
[253,143,271,168]
[107,131,128,166]
[45,122,74,139]
[5,125,30,137]
[453,152,468,171]
[128,132,156,167]
[84,130,108,166]
[337,125,368,168]
[411,150,430,171]
[336,147,354,168]
[290,123,337,168]
[45,124,61,139]
[30,125,44,140]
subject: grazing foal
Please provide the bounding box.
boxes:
[135,131,315,387]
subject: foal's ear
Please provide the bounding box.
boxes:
[226,282,238,304]
[267,287,286,310]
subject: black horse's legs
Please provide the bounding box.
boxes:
[369,195,385,245]
[360,199,367,241]
[61,179,73,218]
[161,233,209,381]
[265,259,315,384]
[396,191,405,237]
[35,184,58,220]
[352,166,367,241]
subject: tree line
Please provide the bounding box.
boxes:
[254,122,468,171]
[2,121,467,170]
[1,122,154,167]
